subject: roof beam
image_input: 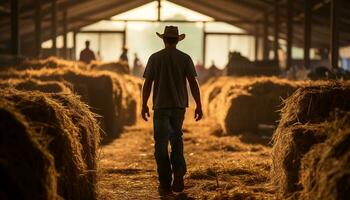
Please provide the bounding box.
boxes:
[19,0,152,45]
[169,0,255,32]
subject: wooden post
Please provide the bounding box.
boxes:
[51,0,57,56]
[157,0,161,21]
[286,0,294,70]
[304,0,312,69]
[330,0,339,69]
[274,0,280,63]
[35,0,41,58]
[63,9,68,59]
[98,33,102,54]
[73,31,77,60]
[123,21,127,47]
[263,13,269,60]
[202,22,206,67]
[11,0,20,56]
[255,24,259,61]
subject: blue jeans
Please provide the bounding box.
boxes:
[153,108,187,186]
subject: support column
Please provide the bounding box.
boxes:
[157,0,161,21]
[51,0,57,56]
[304,0,312,69]
[35,0,41,58]
[62,9,68,59]
[123,21,127,47]
[73,31,77,60]
[98,33,102,54]
[263,13,269,60]
[202,22,206,67]
[330,0,339,69]
[274,0,280,63]
[11,0,20,56]
[255,24,259,61]
[286,0,294,70]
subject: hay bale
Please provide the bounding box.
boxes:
[22,57,87,70]
[201,77,229,115]
[0,57,88,71]
[0,60,141,141]
[90,61,130,75]
[50,93,100,185]
[202,77,299,135]
[1,89,100,200]
[299,113,350,200]
[0,98,57,200]
[271,82,350,197]
[0,78,71,93]
[277,82,350,127]
[0,68,121,139]
[119,74,142,125]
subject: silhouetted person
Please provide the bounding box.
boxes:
[119,46,129,62]
[132,53,144,77]
[79,40,96,64]
[195,60,204,74]
[96,50,102,61]
[208,60,221,77]
[141,26,203,194]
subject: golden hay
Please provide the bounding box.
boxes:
[0,98,57,200]
[201,77,228,115]
[0,78,71,93]
[1,89,100,200]
[89,61,130,75]
[9,56,88,71]
[118,74,142,125]
[271,82,350,197]
[202,76,299,135]
[0,67,141,141]
[299,113,350,200]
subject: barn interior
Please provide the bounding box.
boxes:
[1,0,350,199]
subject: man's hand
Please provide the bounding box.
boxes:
[194,106,203,121]
[141,105,150,121]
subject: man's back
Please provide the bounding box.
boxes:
[141,26,203,194]
[80,48,96,64]
[143,47,197,109]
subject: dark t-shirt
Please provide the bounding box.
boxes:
[143,47,197,109]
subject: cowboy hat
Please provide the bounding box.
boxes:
[156,26,185,41]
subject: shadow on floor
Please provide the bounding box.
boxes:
[159,192,195,200]
[105,168,154,175]
[100,129,123,146]
[238,124,275,146]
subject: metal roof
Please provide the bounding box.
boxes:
[1,0,350,53]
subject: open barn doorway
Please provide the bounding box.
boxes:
[74,0,257,72]
[75,31,125,62]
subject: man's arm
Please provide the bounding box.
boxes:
[187,76,203,121]
[141,78,153,121]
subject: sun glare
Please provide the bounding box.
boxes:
[63,0,254,68]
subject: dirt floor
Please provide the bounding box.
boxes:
[97,107,276,200]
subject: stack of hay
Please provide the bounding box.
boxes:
[0,63,141,141]
[202,76,299,135]
[271,81,350,199]
[0,56,88,71]
[0,88,100,200]
[89,60,130,75]
[0,57,142,199]
[0,78,71,93]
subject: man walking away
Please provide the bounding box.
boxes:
[79,40,96,64]
[141,26,203,194]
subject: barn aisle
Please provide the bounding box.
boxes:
[97,108,275,199]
